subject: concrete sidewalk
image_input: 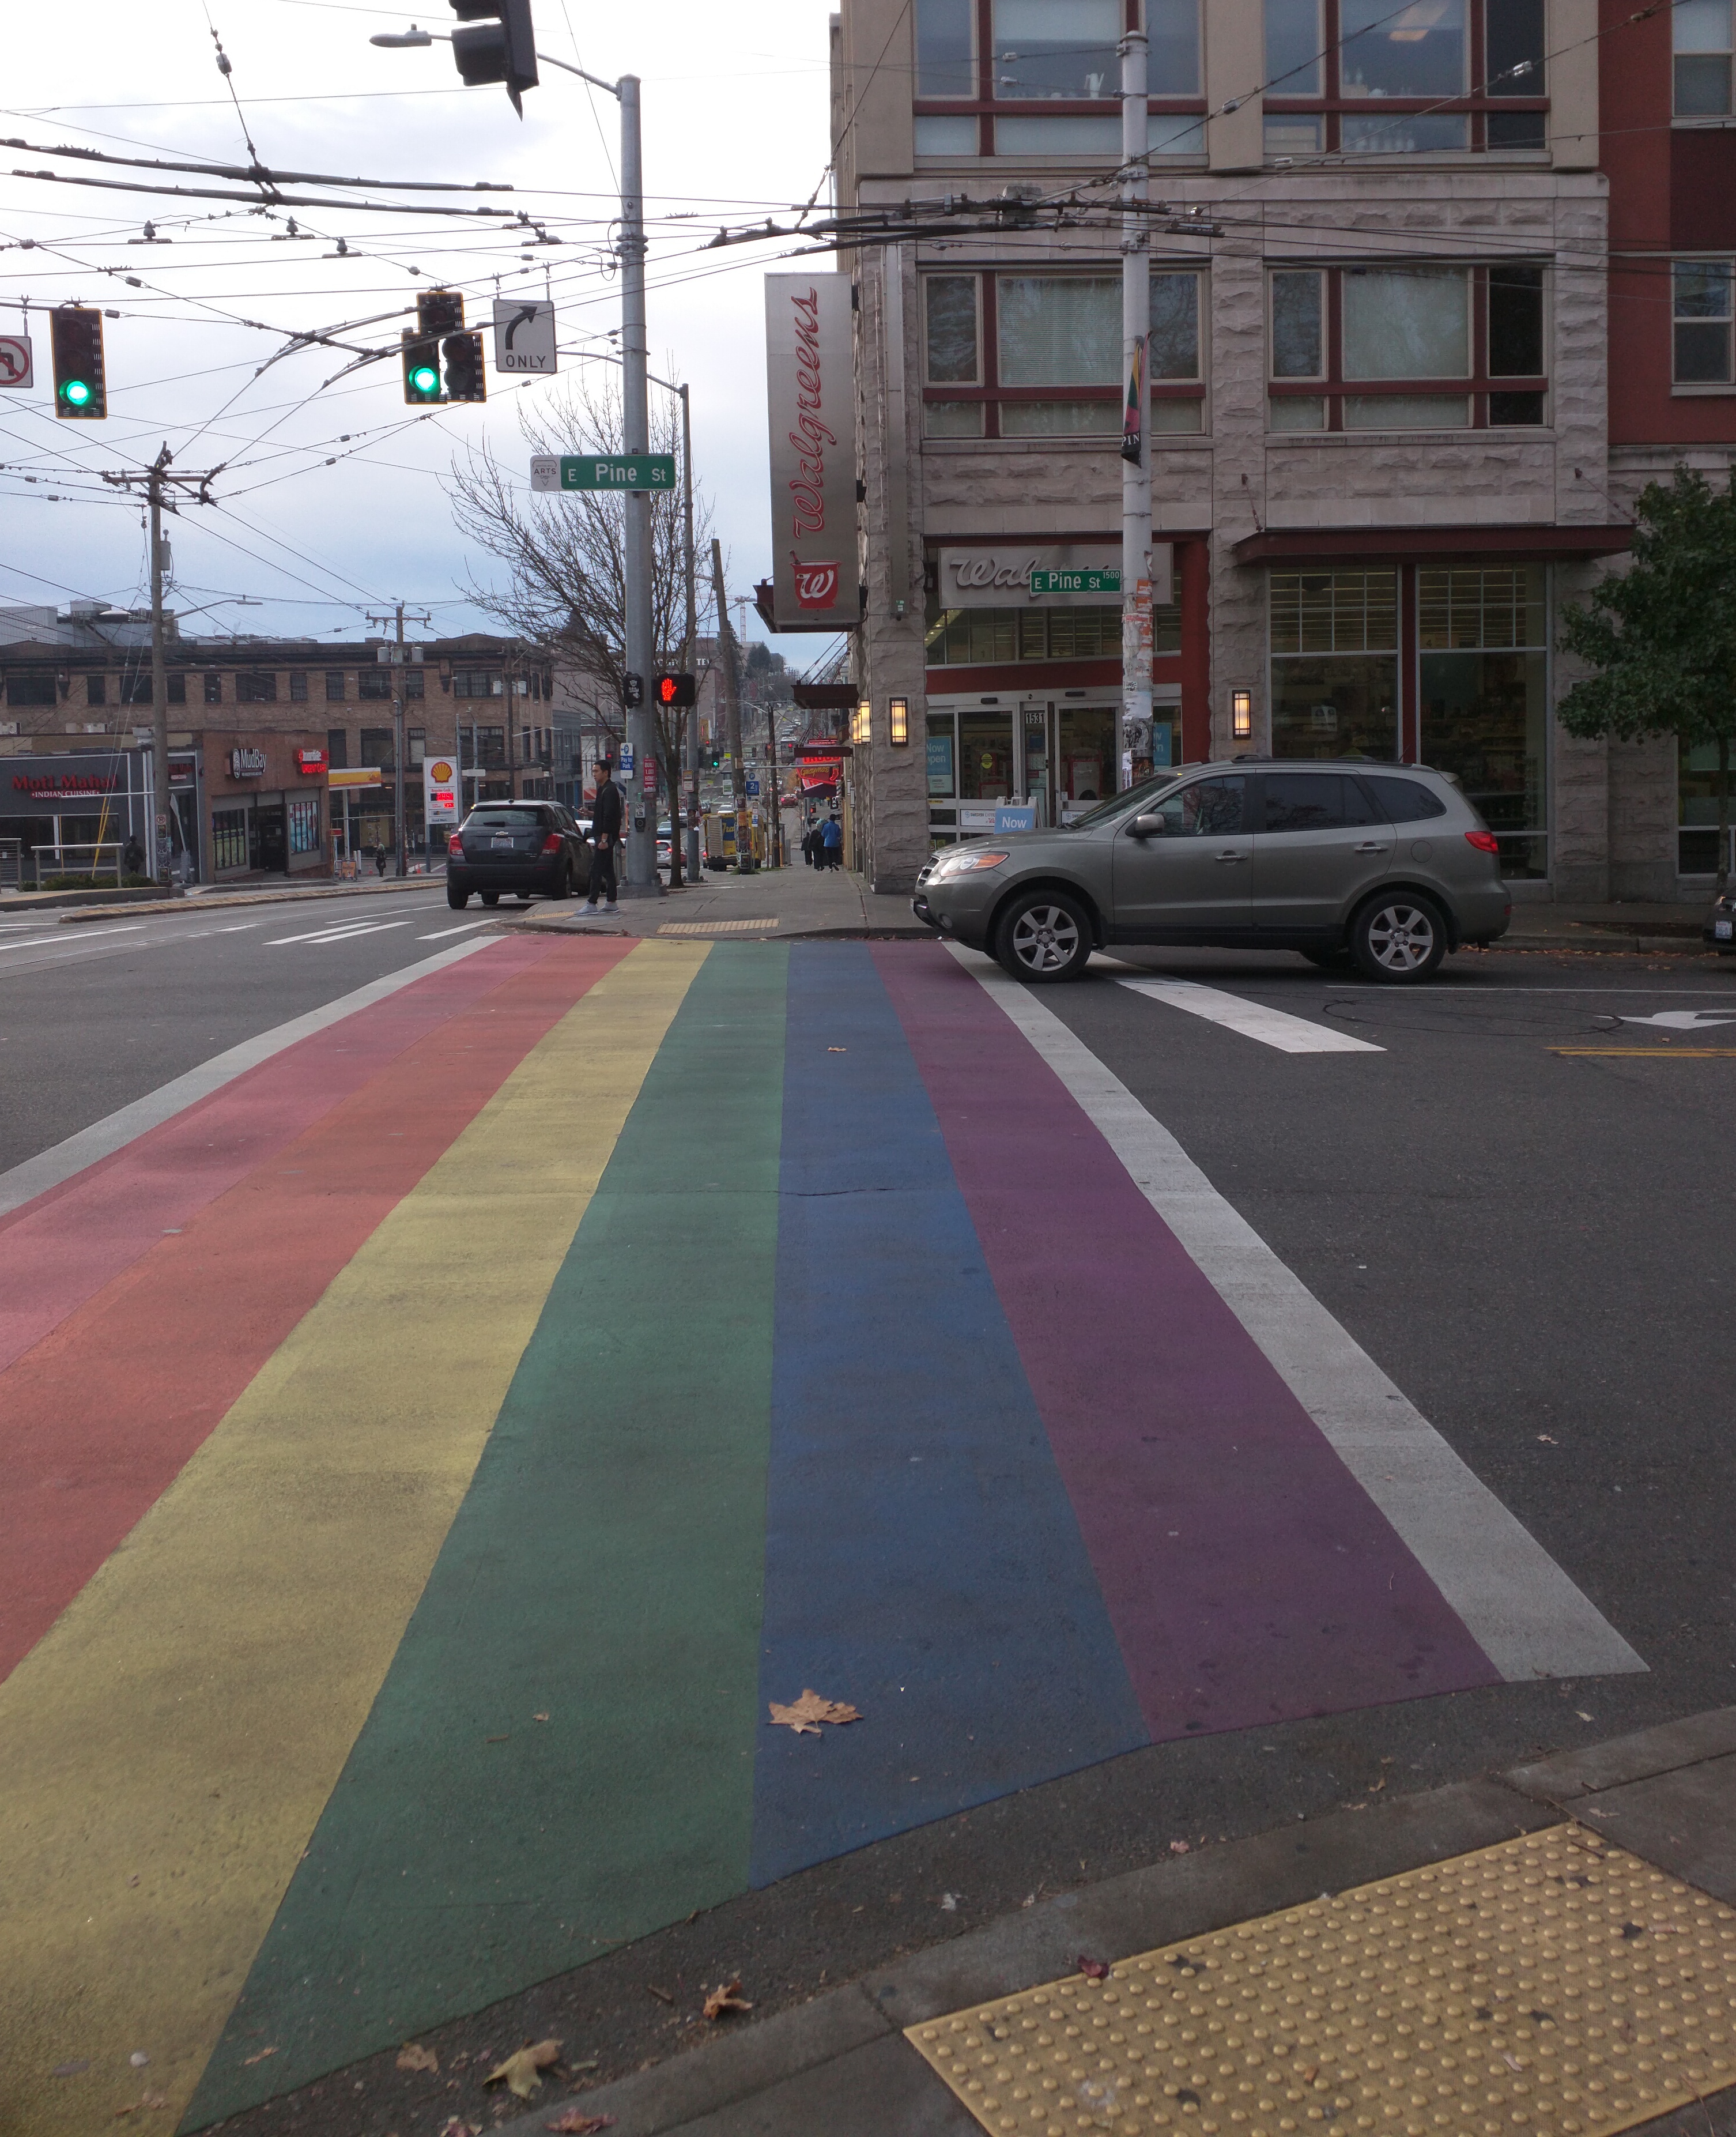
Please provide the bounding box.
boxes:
[500,1709,1736,2137]
[1498,902,1718,956]
[516,861,930,943]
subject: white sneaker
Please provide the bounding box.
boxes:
[602,901,620,915]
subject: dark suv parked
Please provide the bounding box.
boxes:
[912,760,1510,983]
[447,802,588,910]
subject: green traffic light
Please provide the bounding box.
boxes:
[62,378,92,408]
[410,364,439,396]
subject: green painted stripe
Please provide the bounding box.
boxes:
[187,944,788,2125]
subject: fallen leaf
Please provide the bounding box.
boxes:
[533,1712,550,1723]
[827,1046,847,1053]
[130,2052,150,2069]
[139,2096,169,2112]
[397,2043,439,2074]
[52,2062,91,2079]
[1168,1840,1190,1855]
[703,1978,753,2021]
[1503,2053,1524,2072]
[485,2040,563,2100]
[546,2114,615,2135]
[439,2121,480,2137]
[1367,1777,1386,1792]
[1537,1434,1558,1445]
[646,1985,675,2005]
[241,2046,278,2067]
[939,1892,958,1912]
[1077,1955,1111,1981]
[767,1689,861,1735]
[1300,2065,1319,2084]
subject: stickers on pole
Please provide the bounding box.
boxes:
[492,299,556,376]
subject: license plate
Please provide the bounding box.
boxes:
[490,836,515,849]
[1716,919,1733,940]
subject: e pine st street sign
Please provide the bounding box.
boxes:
[530,454,677,493]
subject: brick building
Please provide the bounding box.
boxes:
[832,0,1733,898]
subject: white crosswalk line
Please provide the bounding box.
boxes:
[266,919,409,947]
[1118,975,1383,1054]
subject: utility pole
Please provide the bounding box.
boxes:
[710,538,750,872]
[617,73,659,896]
[101,446,220,884]
[680,382,700,888]
[367,603,431,875]
[1120,25,1152,799]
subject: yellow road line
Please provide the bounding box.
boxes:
[909,1828,1736,2137]
[0,941,705,2137]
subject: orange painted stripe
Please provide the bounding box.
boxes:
[0,937,633,1685]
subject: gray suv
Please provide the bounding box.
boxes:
[912,760,1510,984]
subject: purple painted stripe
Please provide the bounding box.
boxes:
[873,943,1500,1742]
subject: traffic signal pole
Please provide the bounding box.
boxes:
[1119,28,1152,799]
[368,602,431,875]
[680,382,701,890]
[617,73,658,896]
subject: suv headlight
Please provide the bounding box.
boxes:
[927,848,1010,881]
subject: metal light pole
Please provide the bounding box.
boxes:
[1120,28,1153,796]
[680,382,701,888]
[368,602,431,873]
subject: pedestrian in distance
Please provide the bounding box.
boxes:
[822,813,843,870]
[801,821,816,868]
[122,835,144,880]
[585,758,623,916]
[373,840,387,878]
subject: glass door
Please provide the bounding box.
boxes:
[1019,700,1052,826]
[1055,703,1119,820]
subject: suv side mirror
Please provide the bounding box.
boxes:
[1130,813,1167,839]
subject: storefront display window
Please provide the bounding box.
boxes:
[288,796,321,856]
[1270,570,1399,759]
[1680,740,1734,877]
[925,600,1182,663]
[927,717,956,796]
[1418,566,1548,877]
[212,807,248,874]
[958,708,1014,799]
[1057,706,1115,803]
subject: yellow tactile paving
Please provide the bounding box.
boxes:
[906,1828,1736,2136]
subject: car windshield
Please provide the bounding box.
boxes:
[465,808,545,827]
[1061,771,1186,832]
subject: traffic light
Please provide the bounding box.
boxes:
[50,307,105,420]
[450,0,539,114]
[654,672,697,709]
[417,289,465,337]
[442,330,486,403]
[402,330,442,405]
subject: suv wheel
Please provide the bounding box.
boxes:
[447,884,469,911]
[1352,893,1446,983]
[994,890,1093,983]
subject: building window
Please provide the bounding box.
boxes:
[452,670,504,699]
[405,666,425,699]
[85,673,106,707]
[236,672,277,703]
[1418,566,1548,878]
[358,668,393,699]
[923,274,983,435]
[1681,737,1735,875]
[1268,263,1546,429]
[1269,569,1399,760]
[6,673,56,706]
[409,726,426,764]
[288,794,321,856]
[1149,269,1206,431]
[1673,259,1734,383]
[360,726,394,768]
[1675,0,1733,115]
[1263,0,1546,160]
[324,670,346,702]
[289,670,308,702]
[118,673,187,706]
[326,727,349,769]
[924,591,1183,663]
[212,806,248,873]
[923,271,1127,437]
[203,672,222,705]
[913,0,1205,159]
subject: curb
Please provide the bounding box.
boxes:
[497,1708,1736,2137]
[53,877,446,925]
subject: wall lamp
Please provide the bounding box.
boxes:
[888,696,909,746]
[855,701,870,747]
[1232,688,1253,741]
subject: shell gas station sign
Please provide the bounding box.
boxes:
[424,756,459,830]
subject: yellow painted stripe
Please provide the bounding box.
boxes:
[0,940,707,2137]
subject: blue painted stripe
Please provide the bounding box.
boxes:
[748,943,1147,1887]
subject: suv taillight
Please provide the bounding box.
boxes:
[1464,829,1501,855]
[541,831,563,854]
[447,833,465,858]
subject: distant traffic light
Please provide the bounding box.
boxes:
[402,330,442,405]
[417,289,465,337]
[449,0,538,114]
[654,672,697,709]
[441,330,486,403]
[50,307,105,420]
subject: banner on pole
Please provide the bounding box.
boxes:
[764,274,860,632]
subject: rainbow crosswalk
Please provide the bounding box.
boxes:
[0,936,1638,2135]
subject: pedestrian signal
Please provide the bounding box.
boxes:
[654,672,697,708]
[50,307,105,420]
[621,672,644,708]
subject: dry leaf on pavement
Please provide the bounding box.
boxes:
[702,1978,753,2021]
[439,2121,480,2137]
[485,2039,563,2099]
[545,2114,616,2134]
[1077,1955,1111,1980]
[767,1689,861,1735]
[395,2042,439,2074]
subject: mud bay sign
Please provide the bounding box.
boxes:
[765,274,860,630]
[938,544,1173,609]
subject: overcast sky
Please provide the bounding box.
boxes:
[0,0,839,665]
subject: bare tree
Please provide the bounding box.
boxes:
[448,371,715,876]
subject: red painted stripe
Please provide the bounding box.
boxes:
[0,939,633,1684]
[0,939,555,1378]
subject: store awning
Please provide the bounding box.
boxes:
[1232,523,1632,566]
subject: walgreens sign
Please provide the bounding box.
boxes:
[764,274,859,631]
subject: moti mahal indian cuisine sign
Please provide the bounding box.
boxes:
[764,273,859,631]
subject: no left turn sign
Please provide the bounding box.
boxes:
[0,335,33,390]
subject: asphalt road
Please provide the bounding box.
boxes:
[8,929,1736,2137]
[0,888,486,1174]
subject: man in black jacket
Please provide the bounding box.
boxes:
[584,758,624,915]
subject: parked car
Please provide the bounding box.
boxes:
[446,801,588,910]
[912,759,1511,984]
[1705,890,1736,955]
